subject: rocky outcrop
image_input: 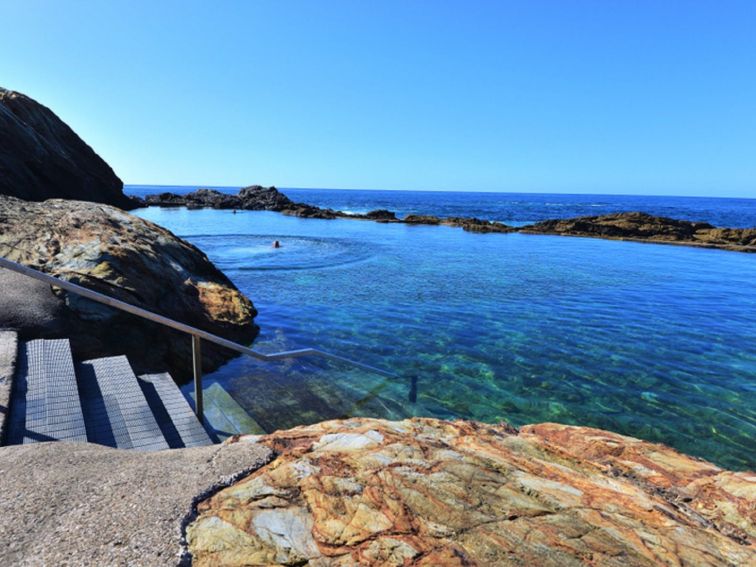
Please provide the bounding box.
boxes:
[0,195,258,378]
[141,189,754,251]
[0,88,137,210]
[142,185,297,212]
[403,214,442,225]
[143,187,390,221]
[443,216,516,233]
[363,209,397,221]
[187,418,755,566]
[522,212,756,252]
[403,214,515,233]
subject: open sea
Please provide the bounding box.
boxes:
[128,186,756,470]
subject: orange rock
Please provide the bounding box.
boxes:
[187,418,755,566]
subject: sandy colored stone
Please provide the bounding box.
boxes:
[188,418,755,566]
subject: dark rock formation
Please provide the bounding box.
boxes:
[238,185,295,210]
[281,203,340,219]
[403,214,442,225]
[143,185,299,212]
[364,209,397,221]
[403,214,515,233]
[141,189,754,252]
[0,88,137,210]
[144,186,344,219]
[522,211,756,252]
[0,195,258,379]
[443,216,516,233]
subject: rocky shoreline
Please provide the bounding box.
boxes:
[140,187,756,251]
[2,417,752,566]
[184,418,755,566]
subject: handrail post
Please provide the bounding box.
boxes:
[192,335,203,422]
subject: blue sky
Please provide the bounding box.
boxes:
[2,1,755,197]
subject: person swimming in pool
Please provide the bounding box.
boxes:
[272,240,281,248]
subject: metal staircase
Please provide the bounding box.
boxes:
[0,255,402,451]
[4,336,213,450]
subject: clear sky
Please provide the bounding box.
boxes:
[2,1,755,197]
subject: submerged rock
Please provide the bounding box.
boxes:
[0,87,137,210]
[0,195,258,378]
[187,417,755,566]
[522,211,756,252]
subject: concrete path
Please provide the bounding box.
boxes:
[0,330,17,442]
[0,438,272,566]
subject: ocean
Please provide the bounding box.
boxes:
[128,186,756,470]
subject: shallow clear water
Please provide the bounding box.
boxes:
[132,192,756,470]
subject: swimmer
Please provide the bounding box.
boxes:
[272,240,281,249]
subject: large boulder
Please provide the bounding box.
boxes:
[0,196,258,379]
[0,88,137,209]
[187,418,755,566]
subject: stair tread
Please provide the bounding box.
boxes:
[78,356,168,451]
[7,339,88,445]
[138,372,213,448]
[189,382,266,440]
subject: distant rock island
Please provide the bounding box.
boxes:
[0,87,137,209]
[143,187,756,251]
[523,211,756,252]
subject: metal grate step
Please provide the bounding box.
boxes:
[77,356,168,451]
[6,339,88,445]
[138,372,213,448]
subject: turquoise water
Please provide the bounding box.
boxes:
[133,201,756,470]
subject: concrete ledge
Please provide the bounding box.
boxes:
[0,330,18,444]
[0,437,273,565]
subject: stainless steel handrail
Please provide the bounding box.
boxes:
[0,255,398,420]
